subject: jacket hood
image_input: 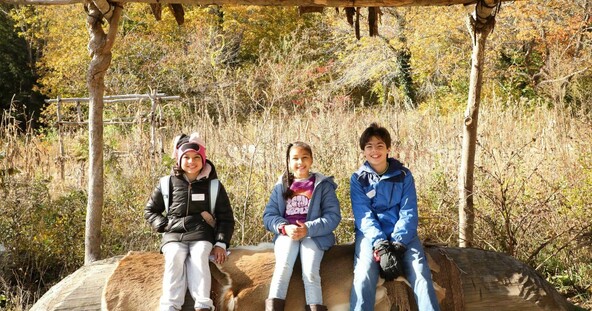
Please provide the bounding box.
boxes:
[275,172,337,190]
[355,158,405,182]
[176,159,218,181]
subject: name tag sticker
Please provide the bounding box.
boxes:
[366,189,376,199]
[192,193,206,201]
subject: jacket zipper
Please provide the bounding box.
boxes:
[183,181,191,232]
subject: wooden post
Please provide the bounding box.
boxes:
[149,90,157,156]
[458,0,498,248]
[77,100,84,187]
[76,100,82,122]
[56,96,65,181]
[157,96,165,155]
[84,1,122,264]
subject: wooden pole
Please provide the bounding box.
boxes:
[56,96,65,181]
[76,100,83,122]
[158,99,166,155]
[84,1,122,264]
[150,89,157,156]
[458,0,498,248]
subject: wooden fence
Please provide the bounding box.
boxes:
[45,92,180,181]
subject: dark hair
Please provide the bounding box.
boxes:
[359,122,392,150]
[282,141,313,199]
[172,133,189,176]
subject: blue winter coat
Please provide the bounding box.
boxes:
[263,172,342,251]
[350,158,418,248]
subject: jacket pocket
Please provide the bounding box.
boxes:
[166,217,185,233]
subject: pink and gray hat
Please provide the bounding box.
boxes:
[174,133,207,168]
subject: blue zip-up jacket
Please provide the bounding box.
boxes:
[263,172,342,251]
[350,158,418,248]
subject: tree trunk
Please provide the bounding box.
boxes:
[84,2,122,265]
[31,245,578,311]
[458,0,498,248]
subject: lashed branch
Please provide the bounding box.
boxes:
[150,3,162,20]
[168,4,185,25]
[91,0,114,21]
[368,7,379,36]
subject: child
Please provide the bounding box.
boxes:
[263,142,342,311]
[349,123,440,311]
[144,133,235,311]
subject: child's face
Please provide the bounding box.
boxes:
[363,136,390,167]
[289,146,313,179]
[180,151,203,178]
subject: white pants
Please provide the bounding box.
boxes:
[268,235,324,305]
[160,240,214,311]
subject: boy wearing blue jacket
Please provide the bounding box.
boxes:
[349,123,440,311]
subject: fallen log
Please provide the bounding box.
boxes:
[30,244,578,311]
[29,256,122,311]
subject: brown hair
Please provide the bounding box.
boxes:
[359,122,392,150]
[282,141,313,199]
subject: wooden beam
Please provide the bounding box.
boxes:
[5,0,524,7]
[299,6,324,14]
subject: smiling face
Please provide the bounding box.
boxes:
[180,151,203,180]
[363,135,390,173]
[289,146,313,179]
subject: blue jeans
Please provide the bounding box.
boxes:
[350,235,440,311]
[268,235,325,305]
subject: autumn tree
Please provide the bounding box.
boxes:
[0,5,43,126]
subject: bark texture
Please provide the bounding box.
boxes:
[458,0,498,248]
[30,245,578,311]
[84,2,122,264]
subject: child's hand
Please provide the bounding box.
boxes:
[201,211,216,228]
[285,221,308,240]
[210,246,228,264]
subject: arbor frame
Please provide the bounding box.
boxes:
[9,0,508,263]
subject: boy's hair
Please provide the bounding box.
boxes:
[283,141,313,199]
[359,122,392,150]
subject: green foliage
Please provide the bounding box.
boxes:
[103,171,160,255]
[0,175,86,296]
[496,45,543,102]
[416,160,457,244]
[333,176,354,244]
[13,6,88,98]
[419,85,466,116]
[564,153,592,217]
[0,6,44,127]
[221,6,322,62]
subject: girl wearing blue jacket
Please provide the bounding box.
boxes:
[263,142,342,311]
[349,123,440,311]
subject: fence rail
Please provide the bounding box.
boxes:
[46,92,180,180]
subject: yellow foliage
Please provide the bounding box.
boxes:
[33,6,87,97]
[221,6,317,59]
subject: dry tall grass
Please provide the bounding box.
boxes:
[1,99,591,310]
